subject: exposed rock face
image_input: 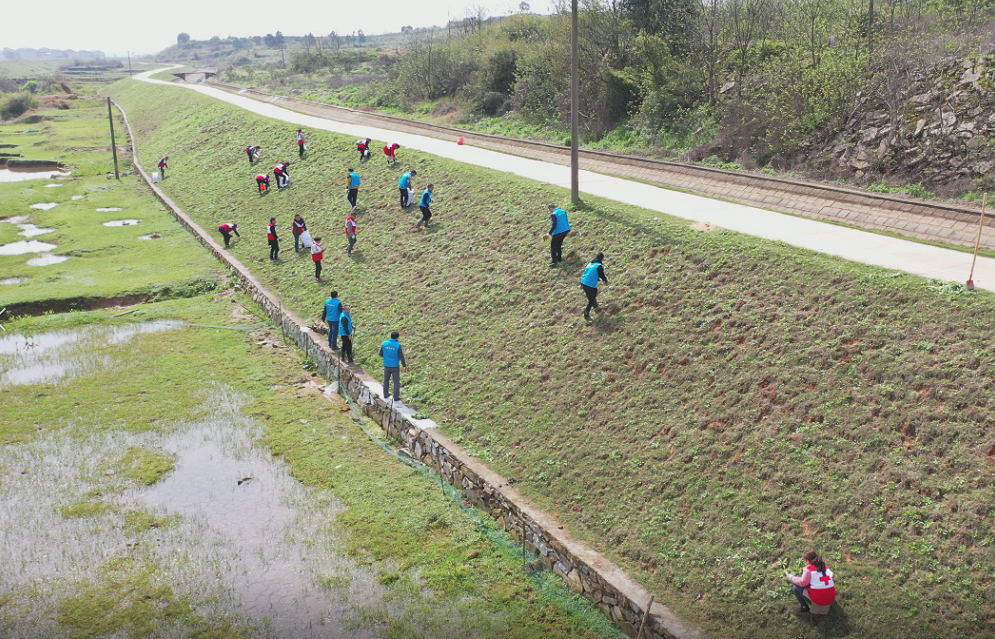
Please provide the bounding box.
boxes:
[810,54,995,193]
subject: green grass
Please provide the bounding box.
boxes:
[112,446,175,485]
[109,77,995,639]
[0,59,71,78]
[0,96,219,309]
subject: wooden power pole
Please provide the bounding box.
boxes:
[570,0,580,204]
[107,97,120,180]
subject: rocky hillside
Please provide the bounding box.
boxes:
[811,53,995,195]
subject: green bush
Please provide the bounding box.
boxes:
[1,93,37,120]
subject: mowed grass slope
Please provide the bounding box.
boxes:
[112,79,995,639]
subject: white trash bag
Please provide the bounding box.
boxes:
[300,229,313,248]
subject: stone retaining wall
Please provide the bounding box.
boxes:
[113,98,707,639]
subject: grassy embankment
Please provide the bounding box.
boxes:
[0,81,622,638]
[0,95,219,310]
[112,76,995,639]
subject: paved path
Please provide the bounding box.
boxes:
[135,69,995,291]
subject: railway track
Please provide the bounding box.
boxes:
[207,80,994,251]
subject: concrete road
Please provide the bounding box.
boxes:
[135,68,995,291]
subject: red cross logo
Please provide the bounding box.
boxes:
[819,574,832,585]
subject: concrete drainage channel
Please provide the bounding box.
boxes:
[113,99,706,639]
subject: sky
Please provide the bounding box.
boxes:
[2,0,555,57]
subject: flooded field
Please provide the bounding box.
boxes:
[0,168,70,183]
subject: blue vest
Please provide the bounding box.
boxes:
[381,339,402,367]
[349,172,361,188]
[420,189,432,207]
[324,298,342,322]
[581,262,602,288]
[551,208,571,235]
[338,312,353,337]
[399,172,412,188]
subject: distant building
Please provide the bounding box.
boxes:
[173,69,217,83]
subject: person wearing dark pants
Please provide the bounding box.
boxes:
[296,129,306,158]
[580,253,608,320]
[157,156,168,178]
[344,214,357,256]
[379,331,407,401]
[310,237,324,282]
[339,305,354,363]
[415,184,433,230]
[218,223,240,248]
[398,170,416,207]
[292,214,306,251]
[267,218,280,260]
[245,145,260,164]
[322,291,342,350]
[346,168,361,211]
[546,204,571,266]
[273,162,290,189]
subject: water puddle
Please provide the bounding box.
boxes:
[0,320,183,386]
[96,207,122,212]
[0,240,57,256]
[26,254,68,266]
[2,216,53,238]
[30,202,58,211]
[71,195,84,201]
[138,233,162,240]
[0,277,27,285]
[0,381,382,639]
[43,184,63,188]
[0,168,70,183]
[103,219,140,227]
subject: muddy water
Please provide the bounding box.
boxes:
[0,320,184,386]
[0,323,384,638]
[136,393,382,639]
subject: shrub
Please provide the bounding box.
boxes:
[1,93,37,120]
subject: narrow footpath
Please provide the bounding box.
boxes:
[136,68,995,290]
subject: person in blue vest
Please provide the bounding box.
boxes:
[346,168,361,211]
[546,204,571,267]
[580,253,608,321]
[398,169,416,208]
[379,331,407,401]
[415,184,434,230]
[338,305,354,363]
[322,291,343,350]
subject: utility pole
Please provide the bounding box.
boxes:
[106,97,120,180]
[570,0,580,204]
[127,51,132,75]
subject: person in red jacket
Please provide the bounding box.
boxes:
[157,156,168,178]
[267,217,279,260]
[356,137,371,162]
[291,214,306,252]
[217,222,240,248]
[787,550,837,613]
[310,236,324,282]
[273,162,290,189]
[256,173,270,194]
[296,129,306,158]
[383,142,400,166]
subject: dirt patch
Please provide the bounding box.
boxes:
[691,222,723,232]
[3,294,151,319]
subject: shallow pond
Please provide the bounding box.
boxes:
[26,254,68,266]
[0,240,57,256]
[0,169,70,183]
